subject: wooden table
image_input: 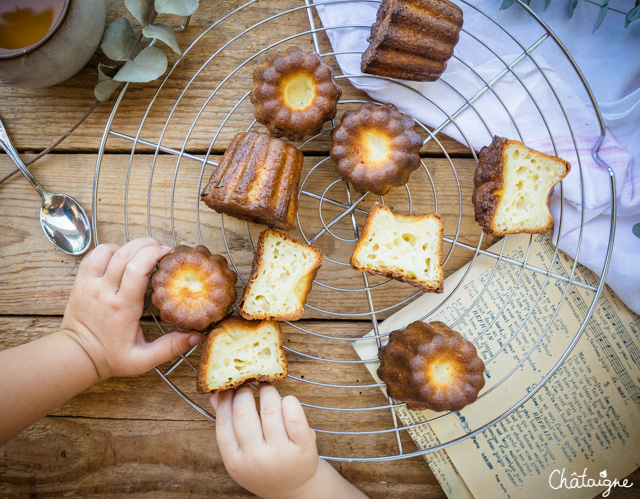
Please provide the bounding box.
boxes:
[1,1,637,497]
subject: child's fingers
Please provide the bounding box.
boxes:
[138,330,204,371]
[117,244,172,302]
[258,384,288,444]
[232,385,264,449]
[78,244,119,279]
[102,238,165,289]
[212,389,240,452]
[282,395,316,448]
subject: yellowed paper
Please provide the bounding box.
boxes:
[354,234,640,498]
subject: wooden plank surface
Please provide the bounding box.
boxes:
[2,0,636,497]
[0,317,439,498]
[0,0,472,156]
[0,154,494,317]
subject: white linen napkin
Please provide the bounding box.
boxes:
[314,0,640,313]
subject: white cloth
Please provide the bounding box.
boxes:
[314,0,640,313]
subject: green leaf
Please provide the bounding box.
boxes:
[154,0,199,17]
[593,2,608,32]
[143,23,181,54]
[625,3,640,27]
[94,78,122,101]
[101,17,137,62]
[113,46,168,82]
[98,63,119,81]
[125,0,155,25]
[569,0,579,17]
[500,0,514,9]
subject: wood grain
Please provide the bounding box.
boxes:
[0,154,493,317]
[0,417,443,498]
[2,0,636,496]
[0,0,472,156]
[0,316,440,498]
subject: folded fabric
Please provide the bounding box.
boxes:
[314,0,640,313]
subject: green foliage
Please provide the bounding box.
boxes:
[95,0,199,101]
[500,0,639,31]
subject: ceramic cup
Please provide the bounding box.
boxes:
[0,0,106,88]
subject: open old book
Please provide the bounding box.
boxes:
[354,234,639,498]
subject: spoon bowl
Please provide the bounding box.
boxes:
[0,116,92,255]
[40,192,91,255]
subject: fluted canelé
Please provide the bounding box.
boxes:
[251,46,342,141]
[377,321,485,412]
[201,131,304,230]
[361,0,464,82]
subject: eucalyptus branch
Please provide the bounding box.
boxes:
[500,0,640,30]
[94,0,199,101]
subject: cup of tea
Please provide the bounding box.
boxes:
[0,0,105,88]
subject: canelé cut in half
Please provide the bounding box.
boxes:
[239,229,325,322]
[330,102,422,196]
[150,245,237,332]
[361,0,464,82]
[197,316,288,393]
[201,131,304,230]
[351,204,444,293]
[472,136,571,236]
[377,321,485,412]
[251,46,342,141]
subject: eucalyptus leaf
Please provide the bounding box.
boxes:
[125,0,155,25]
[113,46,168,82]
[500,0,638,27]
[101,17,137,62]
[593,2,608,32]
[569,0,578,17]
[94,78,122,101]
[98,63,119,81]
[143,23,181,54]
[154,0,199,17]
[625,3,640,27]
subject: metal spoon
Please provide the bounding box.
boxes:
[0,117,91,255]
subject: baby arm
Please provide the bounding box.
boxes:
[0,238,203,445]
[211,384,368,499]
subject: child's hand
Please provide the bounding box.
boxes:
[211,384,320,499]
[61,238,204,380]
[211,384,367,498]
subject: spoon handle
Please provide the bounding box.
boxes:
[0,117,45,196]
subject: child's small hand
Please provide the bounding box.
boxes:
[211,384,320,499]
[61,238,204,380]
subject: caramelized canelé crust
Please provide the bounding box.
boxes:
[251,46,342,141]
[377,321,485,412]
[361,0,464,82]
[201,131,304,230]
[330,102,422,195]
[472,136,571,235]
[196,316,288,393]
[150,245,237,332]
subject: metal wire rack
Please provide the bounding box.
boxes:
[92,0,616,462]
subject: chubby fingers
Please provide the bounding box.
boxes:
[212,388,239,453]
[258,384,288,445]
[78,244,119,279]
[102,238,168,290]
[231,385,264,448]
[138,330,204,371]
[282,395,316,448]
[115,242,172,302]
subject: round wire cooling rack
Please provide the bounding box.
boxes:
[92,0,616,462]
